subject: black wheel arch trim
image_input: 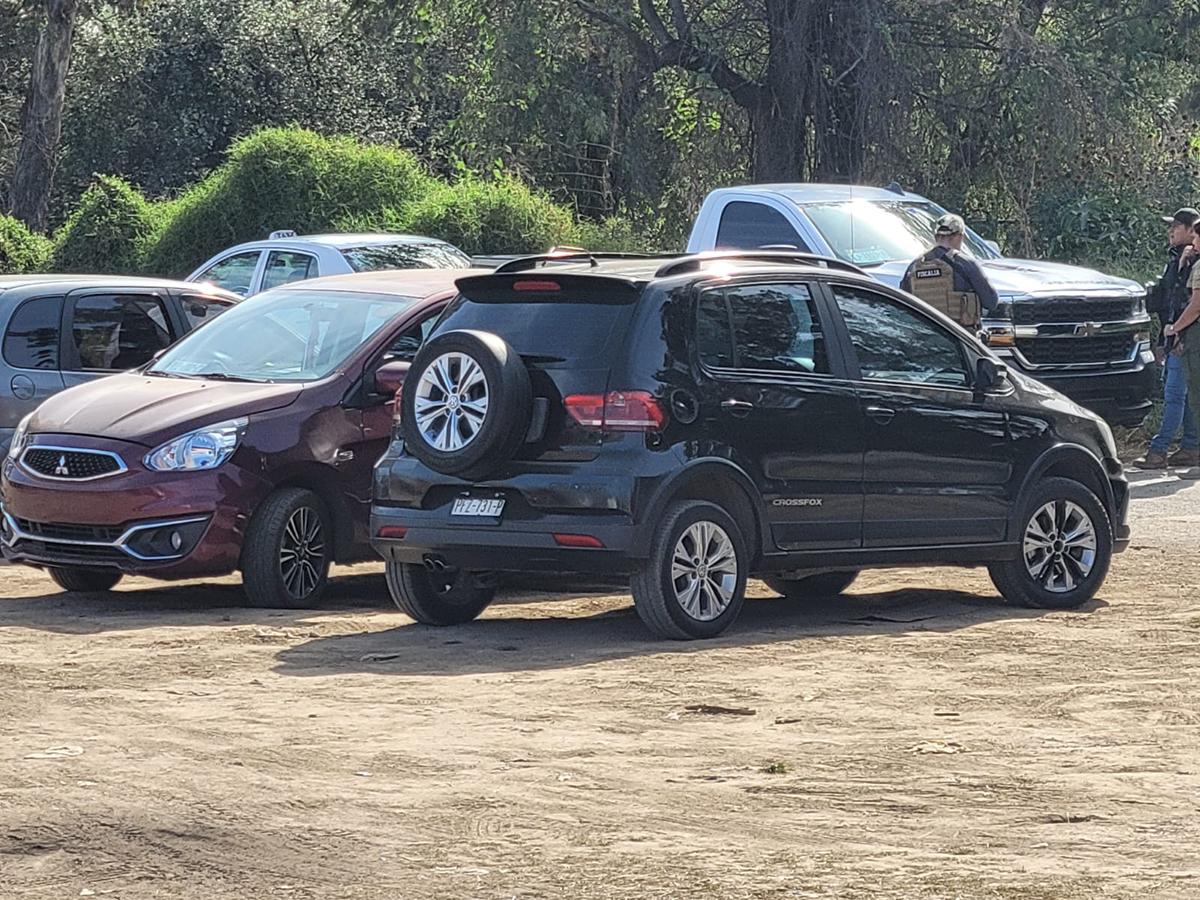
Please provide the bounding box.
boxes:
[635,458,771,560]
[1010,443,1117,537]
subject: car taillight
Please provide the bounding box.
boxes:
[564,391,665,432]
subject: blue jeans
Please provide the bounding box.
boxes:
[1150,353,1200,452]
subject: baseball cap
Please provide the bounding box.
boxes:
[934,213,966,235]
[1162,207,1200,227]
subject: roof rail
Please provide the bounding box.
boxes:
[653,251,866,279]
[493,251,660,274]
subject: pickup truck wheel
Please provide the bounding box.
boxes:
[48,568,123,594]
[762,570,858,600]
[631,500,747,640]
[242,488,332,609]
[989,477,1112,610]
[385,561,495,625]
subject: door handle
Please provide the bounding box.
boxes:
[720,399,754,417]
[865,405,895,424]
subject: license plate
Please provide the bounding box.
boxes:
[451,497,505,518]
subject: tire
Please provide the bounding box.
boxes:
[242,488,332,609]
[988,476,1113,610]
[385,560,495,625]
[48,568,123,594]
[399,330,532,480]
[763,570,858,600]
[631,500,748,640]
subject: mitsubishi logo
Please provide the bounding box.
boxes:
[54,455,69,476]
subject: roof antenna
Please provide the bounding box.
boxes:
[885,181,905,195]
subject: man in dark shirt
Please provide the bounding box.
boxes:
[900,214,999,327]
[1134,207,1199,469]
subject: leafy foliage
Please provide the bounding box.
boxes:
[0,215,52,275]
[406,176,575,255]
[146,128,432,275]
[51,175,165,274]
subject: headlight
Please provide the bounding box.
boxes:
[144,417,247,472]
[7,413,33,460]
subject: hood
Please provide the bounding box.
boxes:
[29,373,303,447]
[868,257,1143,299]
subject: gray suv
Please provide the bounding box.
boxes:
[0,275,240,453]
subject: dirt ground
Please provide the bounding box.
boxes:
[2,471,1198,899]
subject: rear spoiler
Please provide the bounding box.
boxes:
[455,271,645,304]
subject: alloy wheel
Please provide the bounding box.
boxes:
[279,506,326,599]
[414,352,490,452]
[671,521,738,621]
[1022,500,1097,594]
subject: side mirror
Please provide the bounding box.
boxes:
[373,360,411,397]
[976,357,1009,391]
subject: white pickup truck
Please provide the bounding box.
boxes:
[687,184,1155,427]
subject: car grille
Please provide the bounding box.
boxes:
[12,539,126,564]
[13,518,124,543]
[1016,335,1137,366]
[21,448,124,480]
[1010,297,1132,325]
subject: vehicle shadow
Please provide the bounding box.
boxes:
[273,589,1107,678]
[0,570,635,635]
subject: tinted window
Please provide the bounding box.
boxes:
[695,292,734,368]
[342,243,471,271]
[438,298,629,359]
[196,251,261,296]
[181,294,236,330]
[71,294,175,371]
[261,251,317,291]
[834,286,969,387]
[4,296,62,370]
[715,201,809,251]
[384,310,441,363]
[698,284,828,374]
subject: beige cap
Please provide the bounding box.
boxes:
[934,213,966,235]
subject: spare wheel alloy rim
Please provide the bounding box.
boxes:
[671,521,738,621]
[414,352,490,452]
[1022,500,1096,594]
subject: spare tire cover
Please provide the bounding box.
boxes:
[399,329,532,479]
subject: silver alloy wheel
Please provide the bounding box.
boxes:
[414,352,489,452]
[1022,500,1096,594]
[671,520,738,621]
[279,506,325,599]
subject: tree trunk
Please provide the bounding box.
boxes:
[9,0,80,232]
[749,0,809,181]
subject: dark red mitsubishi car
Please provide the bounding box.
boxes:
[1,269,472,606]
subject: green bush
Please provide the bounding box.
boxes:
[406,177,575,256]
[147,128,432,276]
[570,215,653,253]
[0,215,52,275]
[51,175,165,274]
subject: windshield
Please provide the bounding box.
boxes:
[147,288,415,382]
[342,242,471,271]
[804,200,999,266]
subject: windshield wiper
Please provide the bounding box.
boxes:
[187,372,269,383]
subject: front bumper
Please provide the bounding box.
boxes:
[1,435,269,578]
[999,349,1158,427]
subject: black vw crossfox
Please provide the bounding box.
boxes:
[371,251,1130,640]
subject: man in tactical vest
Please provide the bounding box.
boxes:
[900,213,998,329]
[1133,207,1199,469]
